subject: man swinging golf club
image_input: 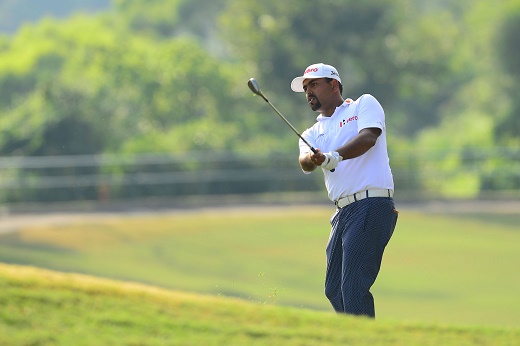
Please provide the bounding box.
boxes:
[292,63,398,318]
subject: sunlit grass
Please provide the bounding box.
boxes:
[1,263,518,346]
[0,206,518,327]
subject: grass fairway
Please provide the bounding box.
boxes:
[1,263,518,346]
[0,205,519,328]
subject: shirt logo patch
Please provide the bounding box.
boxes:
[339,116,358,128]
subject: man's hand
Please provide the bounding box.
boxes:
[302,149,342,171]
[321,151,343,170]
[309,149,326,166]
[299,149,324,172]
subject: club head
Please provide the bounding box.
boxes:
[248,78,262,95]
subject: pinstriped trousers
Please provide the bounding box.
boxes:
[325,197,398,317]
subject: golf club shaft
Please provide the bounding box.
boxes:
[248,78,334,172]
[265,97,335,172]
[259,93,317,154]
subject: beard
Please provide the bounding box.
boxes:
[307,95,321,112]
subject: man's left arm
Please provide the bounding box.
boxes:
[335,127,381,160]
[310,128,380,170]
[333,94,384,161]
[311,94,385,170]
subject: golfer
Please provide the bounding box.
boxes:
[291,63,398,318]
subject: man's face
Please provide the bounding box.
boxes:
[302,78,333,112]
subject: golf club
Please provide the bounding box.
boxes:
[248,78,335,172]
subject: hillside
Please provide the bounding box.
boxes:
[1,263,517,346]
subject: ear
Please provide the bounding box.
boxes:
[331,79,338,92]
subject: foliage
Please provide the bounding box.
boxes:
[218,0,410,132]
[495,0,520,144]
[112,0,182,38]
[0,0,518,198]
[0,15,249,156]
[0,0,110,34]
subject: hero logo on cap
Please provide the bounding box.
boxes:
[305,67,319,74]
[291,63,342,92]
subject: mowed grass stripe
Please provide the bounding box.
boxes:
[0,206,518,327]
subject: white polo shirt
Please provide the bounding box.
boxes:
[299,94,394,202]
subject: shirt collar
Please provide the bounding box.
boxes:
[316,98,353,122]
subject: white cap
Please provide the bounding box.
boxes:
[291,63,342,92]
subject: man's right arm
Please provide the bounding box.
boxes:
[298,129,323,172]
[299,152,317,172]
[299,148,328,172]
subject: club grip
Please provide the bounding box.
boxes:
[310,147,335,172]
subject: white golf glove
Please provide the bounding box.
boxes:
[321,151,343,170]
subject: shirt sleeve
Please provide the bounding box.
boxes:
[299,127,316,174]
[356,94,385,132]
[299,127,316,155]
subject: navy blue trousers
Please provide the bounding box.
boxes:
[325,197,398,317]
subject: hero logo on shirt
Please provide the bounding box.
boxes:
[339,116,358,128]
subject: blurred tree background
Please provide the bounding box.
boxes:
[0,0,518,202]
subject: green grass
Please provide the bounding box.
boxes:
[1,263,518,346]
[0,206,519,328]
